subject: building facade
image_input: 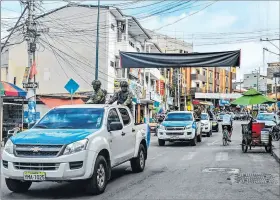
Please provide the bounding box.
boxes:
[2,4,162,123]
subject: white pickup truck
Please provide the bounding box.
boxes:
[2,104,147,195]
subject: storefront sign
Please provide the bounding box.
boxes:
[129,79,143,99]
[219,99,230,106]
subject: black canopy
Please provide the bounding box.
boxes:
[120,50,240,68]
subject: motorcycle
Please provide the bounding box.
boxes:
[222,124,232,146]
[271,121,280,141]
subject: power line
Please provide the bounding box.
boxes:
[154,0,219,31]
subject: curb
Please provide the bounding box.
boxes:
[272,148,280,164]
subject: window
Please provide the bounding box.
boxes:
[196,83,199,88]
[165,113,193,121]
[203,70,206,76]
[179,50,183,53]
[253,84,257,87]
[196,69,200,74]
[136,47,140,52]
[107,109,120,125]
[13,77,16,85]
[111,24,115,31]
[118,108,131,125]
[110,61,114,67]
[34,108,104,129]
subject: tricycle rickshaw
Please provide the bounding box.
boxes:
[230,88,276,153]
[241,117,272,153]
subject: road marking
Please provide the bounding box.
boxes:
[181,152,197,161]
[202,167,240,174]
[207,140,220,146]
[215,152,228,161]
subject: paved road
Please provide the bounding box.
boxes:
[1,121,279,200]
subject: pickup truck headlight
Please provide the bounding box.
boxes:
[63,139,88,155]
[185,125,192,129]
[4,139,14,154]
[159,125,165,130]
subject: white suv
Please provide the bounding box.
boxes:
[157,111,202,146]
[201,113,212,137]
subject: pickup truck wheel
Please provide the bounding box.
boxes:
[158,139,165,146]
[5,179,32,193]
[86,155,108,195]
[130,144,146,173]
[190,135,197,146]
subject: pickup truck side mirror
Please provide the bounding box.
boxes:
[195,118,201,122]
[108,122,123,132]
[28,122,36,129]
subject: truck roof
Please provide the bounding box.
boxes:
[167,111,193,114]
[55,104,121,109]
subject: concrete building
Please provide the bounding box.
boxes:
[243,73,269,93]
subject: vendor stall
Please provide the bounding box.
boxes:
[0,81,26,142]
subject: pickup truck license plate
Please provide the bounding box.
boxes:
[171,135,179,140]
[24,172,46,181]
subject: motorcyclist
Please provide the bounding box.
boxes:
[222,112,233,142]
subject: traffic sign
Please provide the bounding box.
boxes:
[64,79,79,94]
[23,82,39,89]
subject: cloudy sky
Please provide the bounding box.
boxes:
[1,0,279,80]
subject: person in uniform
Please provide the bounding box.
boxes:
[107,81,133,112]
[86,80,107,104]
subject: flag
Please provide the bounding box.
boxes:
[29,61,37,79]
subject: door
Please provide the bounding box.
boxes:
[107,108,125,165]
[118,108,136,159]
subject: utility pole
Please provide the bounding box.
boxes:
[95,0,100,80]
[177,69,180,111]
[25,0,37,125]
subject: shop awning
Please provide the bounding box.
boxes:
[120,50,240,68]
[40,97,84,108]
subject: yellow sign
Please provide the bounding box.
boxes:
[22,67,30,84]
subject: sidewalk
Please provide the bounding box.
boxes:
[272,141,280,163]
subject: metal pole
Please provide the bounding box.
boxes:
[95,0,100,80]
[177,69,180,111]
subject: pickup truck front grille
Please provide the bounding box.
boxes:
[15,145,64,158]
[13,162,60,170]
[166,127,185,131]
[166,132,184,135]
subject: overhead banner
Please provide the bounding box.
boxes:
[195,93,242,99]
[120,50,240,68]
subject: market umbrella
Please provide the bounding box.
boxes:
[0,81,27,97]
[231,88,276,105]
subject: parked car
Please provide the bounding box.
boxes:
[157,111,202,146]
[256,113,280,128]
[200,113,212,137]
[217,113,225,122]
[2,105,147,195]
[211,116,219,132]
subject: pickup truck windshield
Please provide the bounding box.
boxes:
[34,108,104,129]
[257,114,275,121]
[201,114,208,120]
[165,113,193,121]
